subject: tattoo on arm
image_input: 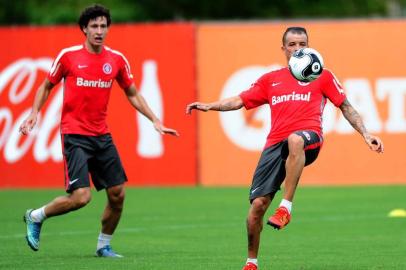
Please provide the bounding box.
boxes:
[211,96,243,111]
[218,102,236,111]
[339,99,367,136]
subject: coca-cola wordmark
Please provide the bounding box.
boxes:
[1,58,62,164]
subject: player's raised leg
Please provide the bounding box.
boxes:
[24,187,92,251]
[268,133,305,229]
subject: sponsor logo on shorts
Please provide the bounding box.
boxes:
[69,178,79,185]
[302,131,311,141]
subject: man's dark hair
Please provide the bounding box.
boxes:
[78,4,111,32]
[282,27,308,45]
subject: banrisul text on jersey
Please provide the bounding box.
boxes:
[271,91,311,105]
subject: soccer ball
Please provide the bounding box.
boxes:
[288,48,324,82]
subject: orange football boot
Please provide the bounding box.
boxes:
[267,206,291,230]
[242,262,258,270]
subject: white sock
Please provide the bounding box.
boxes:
[30,206,47,222]
[97,233,112,250]
[279,199,292,214]
[246,258,258,266]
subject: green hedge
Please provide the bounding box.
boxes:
[1,0,405,25]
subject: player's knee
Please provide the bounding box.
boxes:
[70,189,91,209]
[112,192,125,207]
[79,194,91,206]
[107,185,125,209]
[74,197,91,209]
[287,134,304,153]
[251,197,269,215]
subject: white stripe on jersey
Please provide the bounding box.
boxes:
[324,68,345,94]
[319,95,327,134]
[104,46,133,79]
[49,45,83,77]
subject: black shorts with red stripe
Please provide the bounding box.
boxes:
[62,134,127,193]
[249,130,322,202]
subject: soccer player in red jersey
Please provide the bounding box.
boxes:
[186,27,384,270]
[20,4,178,257]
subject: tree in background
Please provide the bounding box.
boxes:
[0,0,405,25]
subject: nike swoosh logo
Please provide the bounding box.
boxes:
[69,178,79,185]
[272,82,281,86]
[78,65,88,69]
[251,187,260,194]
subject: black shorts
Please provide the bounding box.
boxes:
[62,134,127,193]
[249,130,322,202]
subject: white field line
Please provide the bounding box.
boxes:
[2,222,238,239]
[2,213,390,240]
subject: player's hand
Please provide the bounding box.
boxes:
[19,113,38,135]
[186,102,211,114]
[364,134,384,153]
[153,121,179,137]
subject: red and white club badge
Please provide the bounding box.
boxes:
[103,63,112,74]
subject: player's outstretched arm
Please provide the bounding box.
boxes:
[124,84,179,136]
[19,79,54,135]
[186,96,244,114]
[339,98,384,153]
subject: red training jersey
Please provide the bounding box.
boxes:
[240,67,346,149]
[48,44,134,135]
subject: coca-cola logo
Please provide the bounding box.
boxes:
[0,58,63,164]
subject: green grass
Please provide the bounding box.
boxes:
[1,186,406,270]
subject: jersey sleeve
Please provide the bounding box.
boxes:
[47,50,69,85]
[116,54,134,90]
[321,69,346,107]
[239,73,269,110]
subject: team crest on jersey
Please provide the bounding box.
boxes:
[103,63,112,74]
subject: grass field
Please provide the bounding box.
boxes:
[1,186,405,270]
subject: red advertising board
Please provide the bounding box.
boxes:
[0,23,197,188]
[1,20,405,189]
